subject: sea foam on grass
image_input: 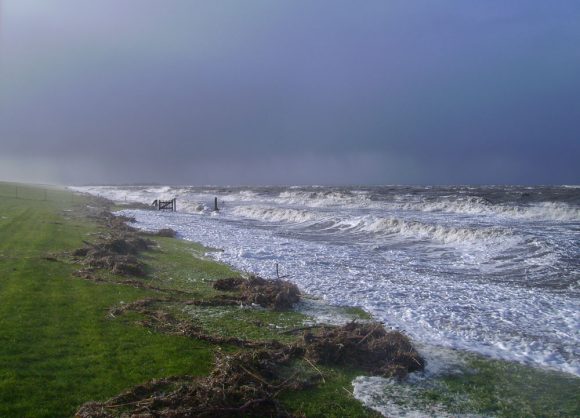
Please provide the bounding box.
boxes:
[353,348,580,418]
[72,206,425,417]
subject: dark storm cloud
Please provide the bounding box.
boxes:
[0,0,579,184]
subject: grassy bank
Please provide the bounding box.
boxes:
[2,182,578,417]
[0,183,379,417]
[0,185,213,416]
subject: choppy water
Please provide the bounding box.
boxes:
[72,185,580,377]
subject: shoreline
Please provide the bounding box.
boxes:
[103,190,580,417]
[118,205,580,378]
[1,182,578,417]
[106,202,580,416]
[75,183,580,379]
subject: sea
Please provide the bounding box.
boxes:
[72,185,580,382]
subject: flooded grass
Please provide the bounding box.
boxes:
[353,349,580,417]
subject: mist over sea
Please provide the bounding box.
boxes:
[74,185,580,377]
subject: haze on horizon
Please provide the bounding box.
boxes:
[0,1,579,186]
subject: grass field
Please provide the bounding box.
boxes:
[0,185,215,417]
[0,183,378,417]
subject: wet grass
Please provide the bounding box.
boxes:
[433,355,580,417]
[360,349,580,417]
[181,304,307,342]
[280,367,383,418]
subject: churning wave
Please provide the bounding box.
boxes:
[232,206,318,224]
[232,205,513,245]
[277,190,373,207]
[396,198,580,221]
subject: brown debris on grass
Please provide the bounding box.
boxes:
[303,321,425,378]
[77,306,425,417]
[84,252,147,277]
[72,231,154,277]
[42,255,59,262]
[214,277,245,291]
[112,299,425,378]
[213,276,301,311]
[71,198,424,417]
[76,347,313,418]
[150,228,178,238]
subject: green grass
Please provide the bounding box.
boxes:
[181,304,308,342]
[0,189,213,417]
[358,349,580,418]
[280,366,383,418]
[433,355,580,417]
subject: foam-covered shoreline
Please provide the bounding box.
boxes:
[71,185,580,378]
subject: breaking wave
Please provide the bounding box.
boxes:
[352,216,512,244]
[397,198,580,221]
[231,205,512,245]
[232,206,318,223]
[277,190,372,207]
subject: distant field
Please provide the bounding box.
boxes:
[0,182,76,203]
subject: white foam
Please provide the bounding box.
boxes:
[117,208,579,377]
[352,376,484,418]
[232,205,319,223]
[277,189,373,207]
[396,199,580,221]
[353,216,513,244]
[230,205,515,248]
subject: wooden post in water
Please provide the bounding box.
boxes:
[214,197,219,211]
[173,198,177,212]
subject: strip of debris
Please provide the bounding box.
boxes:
[302,321,425,378]
[146,228,178,238]
[76,346,313,418]
[75,317,423,417]
[214,276,301,311]
[71,210,155,278]
[109,298,285,350]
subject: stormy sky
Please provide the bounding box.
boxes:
[0,1,579,185]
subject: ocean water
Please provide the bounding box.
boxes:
[72,185,580,378]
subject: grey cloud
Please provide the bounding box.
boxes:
[0,1,579,185]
